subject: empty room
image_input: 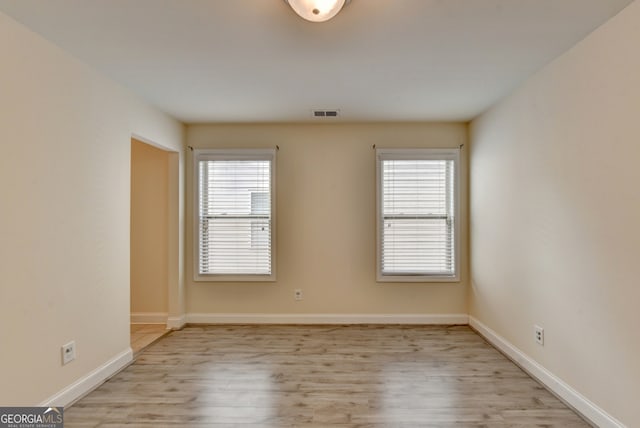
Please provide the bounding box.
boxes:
[0,1,638,427]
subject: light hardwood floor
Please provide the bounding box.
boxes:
[130,323,169,354]
[67,325,590,427]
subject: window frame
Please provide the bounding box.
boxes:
[193,148,276,282]
[376,148,460,283]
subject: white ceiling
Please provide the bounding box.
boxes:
[0,0,633,123]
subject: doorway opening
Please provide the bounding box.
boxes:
[130,138,171,353]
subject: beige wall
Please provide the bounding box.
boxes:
[469,1,640,426]
[0,12,183,405]
[131,139,169,315]
[186,123,468,315]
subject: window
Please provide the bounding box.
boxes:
[376,148,459,282]
[194,149,276,281]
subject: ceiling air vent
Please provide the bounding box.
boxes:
[312,109,340,118]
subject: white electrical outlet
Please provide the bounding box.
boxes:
[534,325,544,346]
[61,341,76,365]
[294,289,303,301]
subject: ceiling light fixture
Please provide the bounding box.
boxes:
[284,0,350,23]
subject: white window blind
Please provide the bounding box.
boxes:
[195,149,275,280]
[377,149,459,281]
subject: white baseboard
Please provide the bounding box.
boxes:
[469,316,625,428]
[186,313,469,325]
[167,314,187,330]
[130,312,168,324]
[39,348,133,408]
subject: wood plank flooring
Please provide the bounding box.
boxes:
[130,324,169,355]
[66,325,590,427]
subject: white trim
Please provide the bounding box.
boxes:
[130,312,168,324]
[39,348,133,408]
[167,314,187,330]
[469,316,625,428]
[186,313,469,325]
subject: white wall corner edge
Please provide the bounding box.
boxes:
[468,316,626,428]
[185,313,469,325]
[130,312,169,324]
[167,314,187,330]
[38,347,133,408]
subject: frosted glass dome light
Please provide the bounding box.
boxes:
[284,0,349,23]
